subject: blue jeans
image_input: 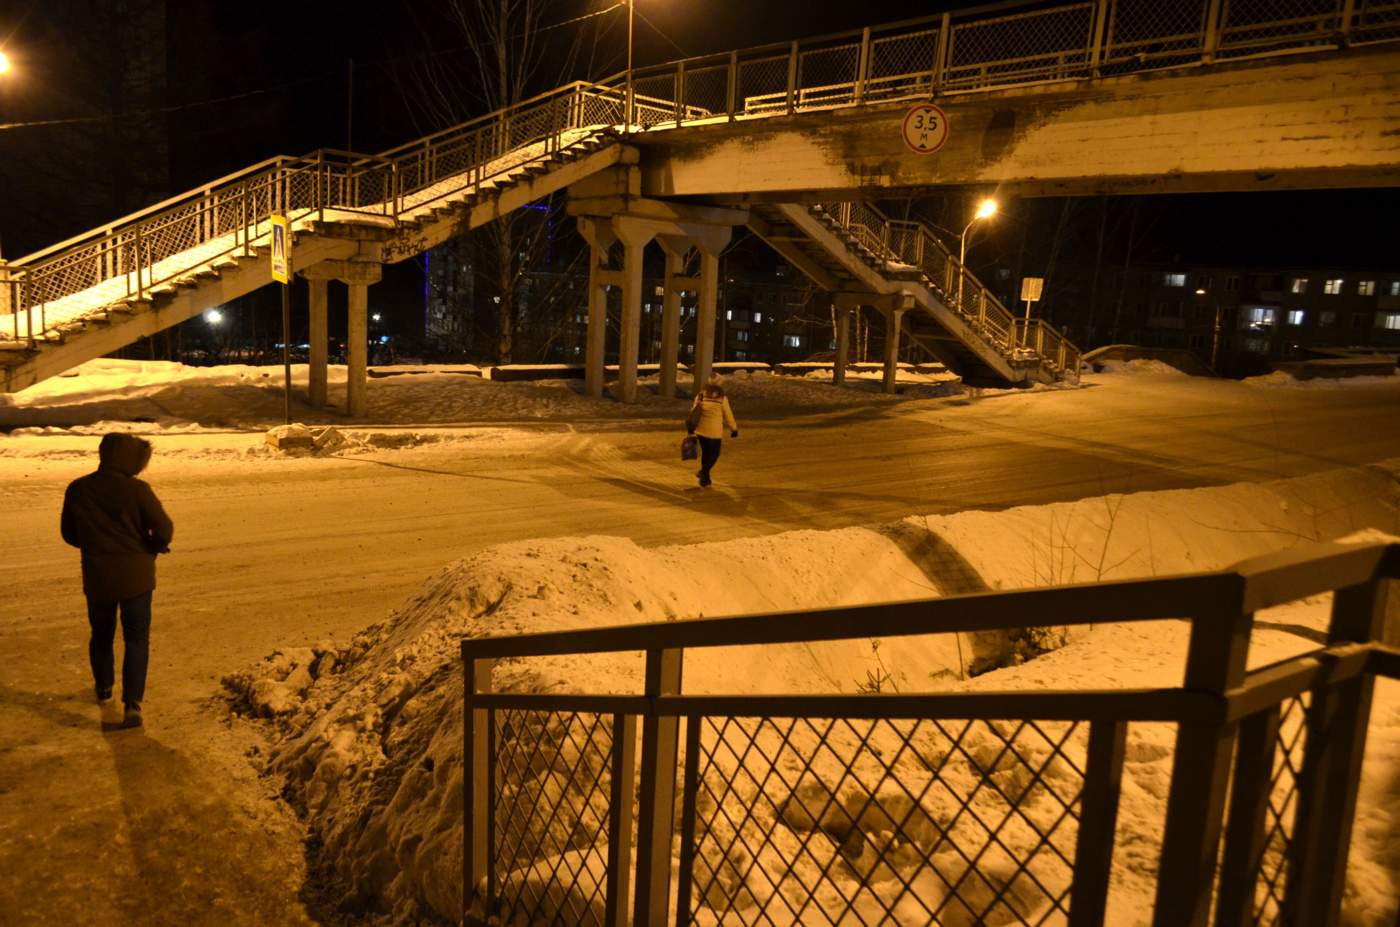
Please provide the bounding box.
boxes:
[87,592,152,705]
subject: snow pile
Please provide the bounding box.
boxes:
[2,360,965,430]
[1244,370,1400,390]
[1093,358,1188,377]
[229,464,1400,923]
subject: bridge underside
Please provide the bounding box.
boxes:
[634,46,1400,201]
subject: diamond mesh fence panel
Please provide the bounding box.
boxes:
[866,29,938,101]
[632,72,680,127]
[1247,695,1310,926]
[796,42,861,110]
[738,54,792,116]
[1102,0,1209,74]
[1217,0,1345,58]
[492,708,618,927]
[683,64,731,120]
[686,716,1086,926]
[945,4,1096,90]
[1352,0,1400,44]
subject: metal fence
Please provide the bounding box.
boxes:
[6,0,1396,355]
[817,202,1082,379]
[462,539,1399,925]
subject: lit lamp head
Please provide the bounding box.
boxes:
[0,51,12,75]
[974,198,998,221]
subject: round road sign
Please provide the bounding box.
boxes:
[902,103,949,154]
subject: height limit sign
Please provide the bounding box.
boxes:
[902,103,949,154]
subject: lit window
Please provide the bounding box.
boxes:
[1163,273,1186,287]
[1319,311,1337,327]
[726,310,732,320]
[1378,313,1400,331]
[1391,281,1400,297]
[1290,278,1309,294]
[1359,280,1376,296]
[753,312,762,324]
[1245,307,1277,327]
[1323,279,1343,295]
[783,334,803,348]
[736,330,750,343]
[1286,309,1305,326]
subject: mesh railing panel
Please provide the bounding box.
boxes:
[738,53,792,115]
[492,708,617,927]
[1217,0,1345,58]
[687,716,1085,925]
[867,29,938,101]
[945,4,1096,89]
[683,64,732,120]
[1102,0,1209,73]
[1352,1,1400,44]
[1248,694,1310,926]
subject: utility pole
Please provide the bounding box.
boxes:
[346,58,354,151]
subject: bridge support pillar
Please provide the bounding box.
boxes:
[577,217,617,400]
[307,277,329,408]
[833,306,852,387]
[346,282,369,417]
[657,236,692,399]
[301,258,381,418]
[613,219,653,405]
[882,307,905,394]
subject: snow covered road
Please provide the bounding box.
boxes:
[2,369,1399,923]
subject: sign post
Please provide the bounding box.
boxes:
[270,214,293,424]
[901,103,950,154]
[1019,276,1044,348]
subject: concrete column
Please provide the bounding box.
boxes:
[882,307,905,394]
[346,282,368,417]
[584,246,609,399]
[693,250,719,393]
[308,277,328,407]
[833,306,851,387]
[617,236,646,404]
[657,239,688,399]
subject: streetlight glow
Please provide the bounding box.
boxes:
[975,198,998,220]
[958,197,1001,311]
[1195,288,1207,295]
[205,309,224,325]
[0,52,11,75]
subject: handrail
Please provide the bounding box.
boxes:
[6,0,1394,356]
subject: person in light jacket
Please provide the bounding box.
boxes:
[60,433,174,728]
[687,374,739,488]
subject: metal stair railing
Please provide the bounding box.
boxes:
[816,202,1082,380]
[7,0,1394,360]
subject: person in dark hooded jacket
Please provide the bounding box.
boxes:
[61,433,173,727]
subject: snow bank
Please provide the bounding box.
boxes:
[1244,370,1400,390]
[228,463,1400,923]
[1093,358,1188,377]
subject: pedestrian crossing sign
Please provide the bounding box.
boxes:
[270,215,291,284]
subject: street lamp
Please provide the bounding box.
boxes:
[0,52,11,75]
[625,1,636,130]
[205,308,224,326]
[957,197,998,315]
[1196,287,1224,372]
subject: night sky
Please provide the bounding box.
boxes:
[0,0,1393,267]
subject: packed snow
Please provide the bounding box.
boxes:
[224,464,1400,924]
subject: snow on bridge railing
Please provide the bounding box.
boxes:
[6,0,1395,356]
[460,539,1400,926]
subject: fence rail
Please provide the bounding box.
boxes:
[6,0,1396,356]
[462,539,1399,925]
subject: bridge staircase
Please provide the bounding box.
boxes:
[750,201,1080,385]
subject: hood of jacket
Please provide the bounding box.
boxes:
[98,433,152,477]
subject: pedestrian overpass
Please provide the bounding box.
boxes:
[3,0,1399,408]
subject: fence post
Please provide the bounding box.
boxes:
[675,60,686,127]
[1213,705,1282,927]
[1152,594,1252,927]
[632,647,683,924]
[1068,719,1127,927]
[462,656,496,924]
[1283,579,1388,926]
[1090,0,1111,76]
[931,12,951,95]
[855,27,872,104]
[1338,0,1355,45]
[786,41,799,115]
[605,713,638,927]
[1202,0,1224,62]
[727,51,739,121]
[134,224,144,303]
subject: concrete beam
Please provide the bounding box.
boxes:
[299,259,383,285]
[567,195,748,228]
[633,46,1400,199]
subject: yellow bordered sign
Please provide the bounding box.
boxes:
[902,103,949,154]
[270,214,291,284]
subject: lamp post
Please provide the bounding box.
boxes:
[957,197,998,317]
[1198,287,1224,372]
[625,0,635,130]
